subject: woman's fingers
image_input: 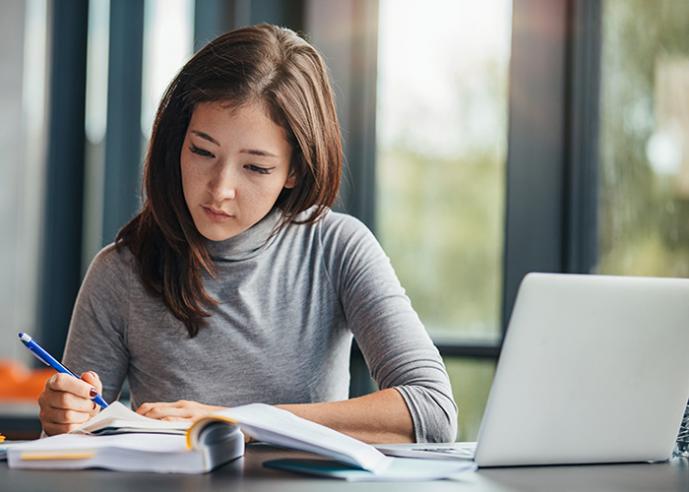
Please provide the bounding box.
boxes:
[47,373,96,399]
[41,421,81,436]
[38,371,102,435]
[42,389,95,413]
[80,371,103,396]
[138,402,191,420]
[161,416,194,422]
[79,372,104,415]
[135,401,157,415]
[40,408,92,425]
[39,405,92,436]
[136,400,223,420]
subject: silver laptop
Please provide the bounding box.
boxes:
[378,273,689,467]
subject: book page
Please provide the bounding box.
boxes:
[73,401,190,435]
[188,403,390,473]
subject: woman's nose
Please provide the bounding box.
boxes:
[208,165,237,201]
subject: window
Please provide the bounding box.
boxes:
[83,0,110,266]
[0,0,48,364]
[141,0,194,141]
[598,0,689,277]
[375,0,512,439]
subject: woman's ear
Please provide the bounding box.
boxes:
[284,170,298,189]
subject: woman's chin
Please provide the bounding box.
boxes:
[197,223,242,242]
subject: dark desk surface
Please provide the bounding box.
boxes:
[2,444,688,491]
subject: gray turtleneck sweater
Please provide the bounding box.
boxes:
[62,208,458,442]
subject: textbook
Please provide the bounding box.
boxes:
[7,402,475,479]
[7,402,241,473]
[6,431,243,473]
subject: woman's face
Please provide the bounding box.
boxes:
[180,100,296,241]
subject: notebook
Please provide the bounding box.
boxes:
[263,458,477,481]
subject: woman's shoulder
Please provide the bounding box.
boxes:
[288,207,378,259]
[84,242,136,284]
[292,206,371,240]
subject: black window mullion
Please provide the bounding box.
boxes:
[341,0,378,232]
[249,0,304,32]
[38,0,89,360]
[502,0,570,332]
[101,0,144,247]
[564,0,602,274]
[193,0,237,51]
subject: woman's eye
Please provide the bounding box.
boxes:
[245,164,272,175]
[189,144,215,158]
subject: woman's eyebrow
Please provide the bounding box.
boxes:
[190,130,220,146]
[240,148,279,158]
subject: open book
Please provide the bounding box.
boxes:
[7,402,475,479]
[7,402,241,473]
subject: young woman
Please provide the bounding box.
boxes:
[37,24,457,444]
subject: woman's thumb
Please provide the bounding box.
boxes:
[81,371,103,395]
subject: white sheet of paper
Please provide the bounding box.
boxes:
[192,403,390,473]
[72,401,190,434]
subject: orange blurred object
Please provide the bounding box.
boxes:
[0,359,53,402]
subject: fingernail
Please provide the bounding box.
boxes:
[88,371,97,379]
[89,388,98,398]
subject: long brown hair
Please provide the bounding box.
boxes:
[116,24,343,337]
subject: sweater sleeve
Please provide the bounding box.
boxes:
[319,212,458,442]
[61,244,130,404]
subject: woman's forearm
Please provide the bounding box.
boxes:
[276,387,414,444]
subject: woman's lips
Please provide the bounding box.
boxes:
[202,206,234,222]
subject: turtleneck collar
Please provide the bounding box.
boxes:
[204,207,283,262]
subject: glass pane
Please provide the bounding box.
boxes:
[0,0,48,364]
[598,1,689,276]
[375,0,512,341]
[83,0,110,266]
[444,358,495,441]
[141,0,194,139]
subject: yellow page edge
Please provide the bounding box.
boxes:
[20,451,96,461]
[185,415,238,449]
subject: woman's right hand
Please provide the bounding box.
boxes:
[38,371,103,436]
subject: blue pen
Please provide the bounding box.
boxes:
[18,332,108,409]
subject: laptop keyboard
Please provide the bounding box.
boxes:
[375,442,476,460]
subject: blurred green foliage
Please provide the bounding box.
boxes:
[377,140,504,441]
[375,3,509,441]
[377,146,504,338]
[375,0,689,443]
[598,0,689,276]
[445,358,496,441]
